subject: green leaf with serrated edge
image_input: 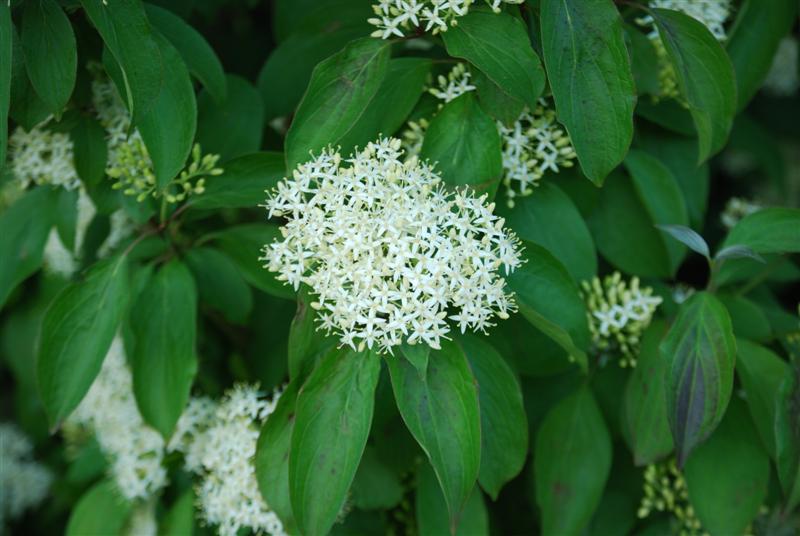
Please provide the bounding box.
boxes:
[458,334,527,500]
[735,339,788,458]
[255,381,299,534]
[190,152,283,210]
[144,3,227,103]
[37,256,129,427]
[726,0,798,112]
[387,339,481,529]
[499,182,597,282]
[684,398,769,536]
[195,75,264,161]
[285,37,390,171]
[420,92,502,196]
[721,207,800,254]
[416,461,488,536]
[535,386,612,536]
[655,224,709,259]
[130,260,197,438]
[289,347,380,536]
[442,9,545,110]
[540,0,635,184]
[0,4,10,170]
[650,9,737,162]
[66,479,131,536]
[660,292,735,466]
[185,247,253,324]
[505,241,590,372]
[71,115,108,187]
[623,320,673,466]
[21,0,76,114]
[775,363,800,509]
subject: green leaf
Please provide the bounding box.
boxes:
[500,182,597,282]
[650,8,737,162]
[37,256,129,427]
[442,10,545,110]
[338,57,431,155]
[471,69,525,126]
[721,207,800,254]
[776,363,800,511]
[655,224,709,260]
[0,3,10,169]
[255,381,299,534]
[420,93,502,195]
[660,292,736,466]
[625,24,660,96]
[285,37,390,171]
[726,0,798,111]
[185,247,253,324]
[416,461,488,536]
[350,446,404,511]
[195,75,264,161]
[0,187,58,308]
[209,224,295,300]
[540,0,635,184]
[130,259,197,437]
[713,244,765,264]
[684,398,770,536]
[458,334,527,500]
[71,115,108,187]
[398,342,429,380]
[144,3,227,103]
[387,339,481,527]
[718,294,771,342]
[191,152,283,210]
[289,347,381,536]
[9,22,50,131]
[55,188,79,251]
[505,241,590,372]
[66,479,131,536]
[735,339,788,458]
[21,0,77,114]
[534,386,612,536]
[287,287,332,381]
[161,490,195,536]
[623,320,673,466]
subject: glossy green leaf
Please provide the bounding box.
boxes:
[660,292,736,466]
[655,224,709,260]
[66,480,131,536]
[458,334,527,500]
[420,93,502,195]
[130,260,197,438]
[540,0,635,184]
[21,0,77,114]
[684,398,769,536]
[0,4,10,170]
[650,9,737,162]
[71,115,108,187]
[37,256,129,427]
[191,152,283,210]
[145,3,227,103]
[285,37,390,171]
[442,10,545,110]
[505,241,590,371]
[535,386,612,536]
[388,339,481,527]
[290,347,381,536]
[416,461,488,536]
[185,247,253,324]
[721,207,800,254]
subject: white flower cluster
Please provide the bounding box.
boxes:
[428,62,476,103]
[69,336,167,500]
[262,137,522,353]
[8,122,81,190]
[368,0,523,39]
[581,272,662,367]
[720,197,761,230]
[170,386,285,536]
[763,37,799,97]
[0,423,52,530]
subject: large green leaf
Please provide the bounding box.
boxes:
[71,115,108,187]
[130,260,197,438]
[161,490,195,536]
[0,3,10,170]
[21,0,76,114]
[660,292,735,466]
[718,294,771,342]
[458,334,527,500]
[534,386,612,536]
[191,152,283,210]
[416,461,488,536]
[420,93,503,195]
[650,9,737,162]
[65,480,131,536]
[387,339,481,528]
[505,241,590,371]
[442,10,545,110]
[185,247,252,324]
[37,256,129,427]
[289,347,380,536]
[775,362,800,511]
[623,321,673,466]
[684,398,770,536]
[285,37,390,171]
[722,207,800,254]
[350,446,404,511]
[145,3,227,103]
[540,0,635,184]
[9,22,50,131]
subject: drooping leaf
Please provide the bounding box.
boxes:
[625,23,660,97]
[660,292,736,466]
[37,256,129,427]
[191,152,283,210]
[130,259,197,438]
[534,386,612,536]
[416,461,488,536]
[65,480,131,536]
[289,347,381,536]
[185,247,253,324]
[655,224,709,260]
[540,0,635,184]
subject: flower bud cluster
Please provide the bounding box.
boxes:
[581,272,662,367]
[638,459,706,536]
[0,423,53,530]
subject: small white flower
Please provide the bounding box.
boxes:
[8,121,81,190]
[428,63,476,103]
[0,423,52,529]
[368,0,523,38]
